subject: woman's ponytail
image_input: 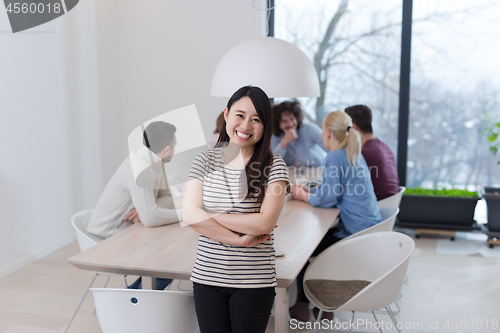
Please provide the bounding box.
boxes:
[323,111,362,167]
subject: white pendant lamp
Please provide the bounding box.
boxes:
[211,37,320,98]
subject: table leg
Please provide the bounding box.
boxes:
[142,277,155,290]
[275,287,289,333]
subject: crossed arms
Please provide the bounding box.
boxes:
[182,180,287,247]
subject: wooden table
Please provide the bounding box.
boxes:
[69,200,338,333]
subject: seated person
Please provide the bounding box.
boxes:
[290,110,382,321]
[271,100,328,166]
[345,104,399,200]
[207,111,224,149]
[87,121,182,290]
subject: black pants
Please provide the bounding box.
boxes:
[193,282,275,333]
[296,227,342,303]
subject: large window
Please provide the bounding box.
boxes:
[275,0,402,157]
[408,0,500,189]
[275,0,500,190]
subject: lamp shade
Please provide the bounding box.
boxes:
[211,37,320,98]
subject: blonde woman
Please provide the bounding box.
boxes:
[289,110,382,321]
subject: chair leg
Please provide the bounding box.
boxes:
[371,311,383,333]
[123,275,128,288]
[164,280,171,290]
[175,279,194,291]
[373,294,402,315]
[312,309,323,333]
[103,275,111,288]
[390,300,401,314]
[93,274,112,317]
[386,306,401,333]
[64,273,98,333]
[374,300,401,315]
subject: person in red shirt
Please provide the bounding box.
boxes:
[345,105,399,200]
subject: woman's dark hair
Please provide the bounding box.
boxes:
[272,100,303,136]
[217,86,273,203]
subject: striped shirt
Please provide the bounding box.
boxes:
[188,148,289,288]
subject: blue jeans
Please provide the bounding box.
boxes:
[193,282,275,333]
[127,277,172,290]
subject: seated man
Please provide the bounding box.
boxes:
[87,121,182,290]
[345,105,399,200]
[271,101,328,166]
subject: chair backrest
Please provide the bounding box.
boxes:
[304,231,414,312]
[91,288,198,333]
[341,207,399,242]
[377,186,406,209]
[71,210,97,252]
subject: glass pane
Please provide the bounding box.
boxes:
[275,0,403,155]
[408,0,500,190]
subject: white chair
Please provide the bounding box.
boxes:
[340,207,402,314]
[303,232,415,333]
[341,207,399,242]
[377,186,406,209]
[91,288,198,333]
[72,209,99,252]
[65,210,128,333]
[298,207,400,309]
[378,193,410,289]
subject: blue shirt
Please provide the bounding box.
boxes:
[271,122,328,167]
[308,149,382,239]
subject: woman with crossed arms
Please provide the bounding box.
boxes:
[183,86,290,333]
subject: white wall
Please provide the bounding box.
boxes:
[95,0,264,181]
[0,0,102,277]
[0,0,263,277]
[116,0,264,163]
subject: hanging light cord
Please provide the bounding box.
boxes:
[252,0,281,37]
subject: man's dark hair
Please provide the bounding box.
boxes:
[272,100,303,136]
[345,104,373,134]
[143,121,176,154]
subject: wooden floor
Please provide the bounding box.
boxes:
[1,230,499,333]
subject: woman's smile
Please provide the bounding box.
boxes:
[235,130,252,139]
